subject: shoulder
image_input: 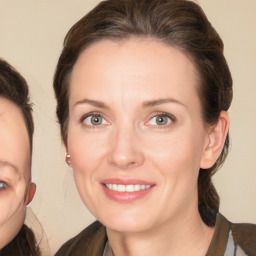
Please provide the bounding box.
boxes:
[230,221,256,255]
[55,221,107,256]
[206,213,256,256]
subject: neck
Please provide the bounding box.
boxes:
[106,210,215,256]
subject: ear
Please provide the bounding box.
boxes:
[26,182,36,205]
[200,111,229,169]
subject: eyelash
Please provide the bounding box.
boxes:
[80,112,110,128]
[145,112,176,128]
[80,111,176,129]
[0,181,8,191]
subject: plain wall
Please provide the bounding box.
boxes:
[0,0,255,254]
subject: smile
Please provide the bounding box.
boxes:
[105,184,152,192]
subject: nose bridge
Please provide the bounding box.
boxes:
[108,120,144,169]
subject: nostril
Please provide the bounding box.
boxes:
[109,154,144,169]
[128,161,138,167]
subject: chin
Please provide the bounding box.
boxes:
[97,209,153,233]
[106,221,149,233]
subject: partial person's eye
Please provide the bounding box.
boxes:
[81,113,110,127]
[146,113,175,127]
[0,181,8,190]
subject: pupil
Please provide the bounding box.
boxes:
[91,116,102,125]
[156,116,167,125]
[0,182,7,190]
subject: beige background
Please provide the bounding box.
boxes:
[0,0,255,254]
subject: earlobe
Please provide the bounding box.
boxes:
[65,145,72,167]
[200,111,229,169]
[65,153,72,167]
[26,182,36,205]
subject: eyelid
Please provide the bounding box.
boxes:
[80,111,111,127]
[145,112,176,127]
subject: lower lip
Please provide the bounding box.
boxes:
[102,185,154,202]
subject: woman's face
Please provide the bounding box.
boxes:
[67,39,212,233]
[0,97,31,248]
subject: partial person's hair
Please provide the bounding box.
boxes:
[53,0,233,226]
[0,224,40,256]
[0,58,40,255]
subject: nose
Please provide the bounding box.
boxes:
[108,124,144,170]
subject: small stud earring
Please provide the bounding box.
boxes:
[65,153,72,167]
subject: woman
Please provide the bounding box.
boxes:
[0,59,40,255]
[53,0,256,255]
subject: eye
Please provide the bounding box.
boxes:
[0,181,8,190]
[146,113,175,127]
[82,113,110,126]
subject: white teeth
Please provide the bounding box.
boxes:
[105,184,152,192]
[113,184,118,191]
[134,184,141,191]
[126,185,134,192]
[118,184,125,192]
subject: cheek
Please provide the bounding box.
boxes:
[0,190,26,226]
[68,131,107,178]
[144,134,205,211]
[67,131,110,214]
[144,130,205,179]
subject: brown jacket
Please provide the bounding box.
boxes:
[55,214,256,256]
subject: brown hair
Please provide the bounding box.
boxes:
[53,0,233,226]
[0,225,41,256]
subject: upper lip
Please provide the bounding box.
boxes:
[101,178,154,185]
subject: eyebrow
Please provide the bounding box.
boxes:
[0,160,19,174]
[73,98,109,110]
[73,97,186,110]
[142,98,187,108]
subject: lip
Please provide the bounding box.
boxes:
[101,178,155,202]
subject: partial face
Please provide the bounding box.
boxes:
[68,39,211,233]
[0,98,30,248]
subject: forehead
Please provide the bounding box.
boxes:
[0,97,30,177]
[74,38,197,75]
[70,39,199,106]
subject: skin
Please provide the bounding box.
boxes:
[0,97,35,249]
[67,39,229,256]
